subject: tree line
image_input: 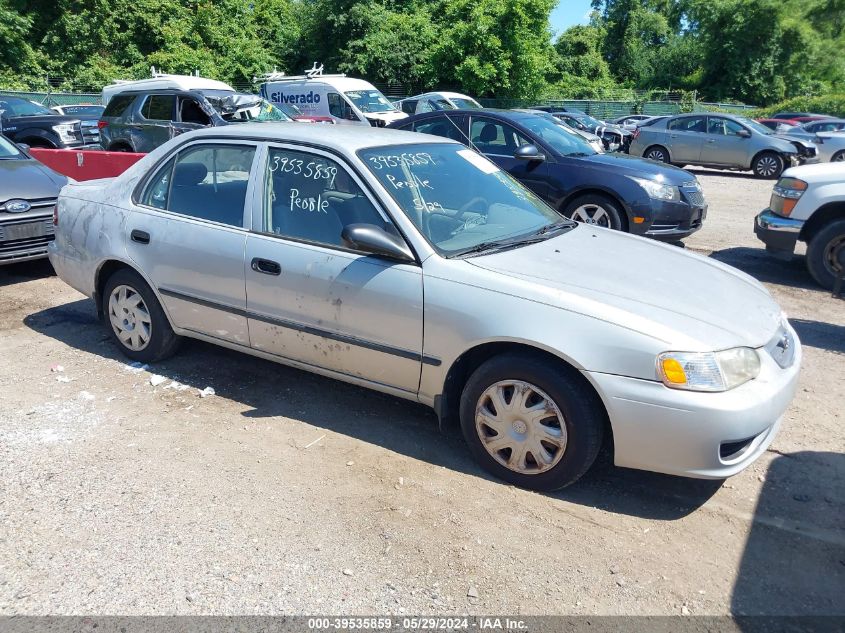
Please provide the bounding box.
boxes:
[0,0,843,105]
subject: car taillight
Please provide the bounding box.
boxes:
[97,120,108,129]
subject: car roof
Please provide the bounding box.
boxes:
[262,76,377,93]
[396,108,536,125]
[184,122,458,151]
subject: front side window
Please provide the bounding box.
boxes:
[140,144,255,227]
[264,147,390,248]
[327,93,345,118]
[519,115,596,157]
[359,143,568,256]
[470,117,531,155]
[707,117,744,136]
[141,95,176,121]
[0,134,24,158]
[179,98,211,126]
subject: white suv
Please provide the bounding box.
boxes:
[755,162,845,289]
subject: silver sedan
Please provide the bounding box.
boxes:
[48,124,801,490]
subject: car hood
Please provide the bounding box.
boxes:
[466,226,782,350]
[577,152,695,185]
[5,114,81,127]
[0,158,66,199]
[773,134,815,151]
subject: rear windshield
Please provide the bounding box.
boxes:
[103,94,135,117]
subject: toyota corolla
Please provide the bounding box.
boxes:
[48,124,801,490]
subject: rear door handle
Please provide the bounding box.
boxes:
[130,229,150,244]
[251,258,281,276]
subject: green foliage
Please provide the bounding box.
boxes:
[754,94,845,118]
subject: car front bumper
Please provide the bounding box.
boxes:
[585,322,801,479]
[640,198,707,240]
[754,208,804,255]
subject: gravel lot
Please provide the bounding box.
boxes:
[1,171,843,617]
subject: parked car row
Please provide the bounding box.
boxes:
[43,122,801,492]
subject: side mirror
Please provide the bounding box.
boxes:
[737,128,752,138]
[342,104,359,121]
[17,143,31,153]
[514,144,546,162]
[341,224,415,262]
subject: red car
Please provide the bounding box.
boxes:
[757,117,799,131]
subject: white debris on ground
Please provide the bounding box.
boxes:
[198,386,215,398]
[149,374,167,387]
[123,361,149,373]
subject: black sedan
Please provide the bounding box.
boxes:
[389,109,707,240]
[0,134,67,265]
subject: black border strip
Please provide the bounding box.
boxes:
[158,287,441,367]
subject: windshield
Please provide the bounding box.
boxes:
[359,143,570,256]
[573,113,604,128]
[209,95,291,122]
[0,98,53,117]
[0,134,24,158]
[734,116,771,135]
[451,97,481,109]
[345,90,396,113]
[58,105,104,116]
[518,115,597,157]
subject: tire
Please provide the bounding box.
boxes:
[102,268,180,363]
[806,219,845,290]
[108,143,132,153]
[832,151,845,163]
[752,151,784,179]
[562,194,625,231]
[644,145,670,163]
[459,353,605,491]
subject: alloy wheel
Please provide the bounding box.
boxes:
[646,148,667,162]
[756,155,780,177]
[569,203,610,227]
[474,380,568,475]
[833,151,845,162]
[108,284,152,351]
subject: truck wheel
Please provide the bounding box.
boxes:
[102,268,180,362]
[752,152,784,179]
[562,194,625,231]
[806,219,845,290]
[459,353,605,491]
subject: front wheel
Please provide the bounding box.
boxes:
[459,354,605,491]
[832,151,845,163]
[102,268,180,363]
[752,152,784,179]
[562,194,625,231]
[806,219,845,290]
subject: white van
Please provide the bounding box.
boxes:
[102,71,235,105]
[258,65,407,127]
[394,91,482,115]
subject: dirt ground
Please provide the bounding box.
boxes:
[1,171,843,617]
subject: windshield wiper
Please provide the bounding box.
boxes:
[530,220,575,236]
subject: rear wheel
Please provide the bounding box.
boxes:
[562,194,625,231]
[459,353,605,491]
[644,145,670,163]
[752,152,784,179]
[806,219,845,290]
[102,268,180,363]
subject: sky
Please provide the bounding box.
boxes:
[550,0,594,39]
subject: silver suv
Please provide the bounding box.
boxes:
[629,113,818,178]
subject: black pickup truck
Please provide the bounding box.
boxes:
[0,95,95,149]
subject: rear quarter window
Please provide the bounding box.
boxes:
[103,94,136,118]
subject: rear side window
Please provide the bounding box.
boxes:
[141,95,176,121]
[102,94,135,117]
[668,116,706,133]
[140,144,256,227]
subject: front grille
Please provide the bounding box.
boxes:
[0,233,54,261]
[683,189,706,207]
[0,217,54,242]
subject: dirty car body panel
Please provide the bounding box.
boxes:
[49,123,801,483]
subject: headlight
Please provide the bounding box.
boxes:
[771,177,807,217]
[52,123,78,143]
[657,348,761,392]
[631,177,680,202]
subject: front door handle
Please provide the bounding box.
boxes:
[130,229,150,244]
[251,258,281,276]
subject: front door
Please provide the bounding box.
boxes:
[244,143,424,394]
[173,96,213,138]
[468,115,554,200]
[126,140,259,345]
[700,116,751,167]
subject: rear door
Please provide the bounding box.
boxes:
[136,94,177,152]
[127,140,259,344]
[666,115,706,164]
